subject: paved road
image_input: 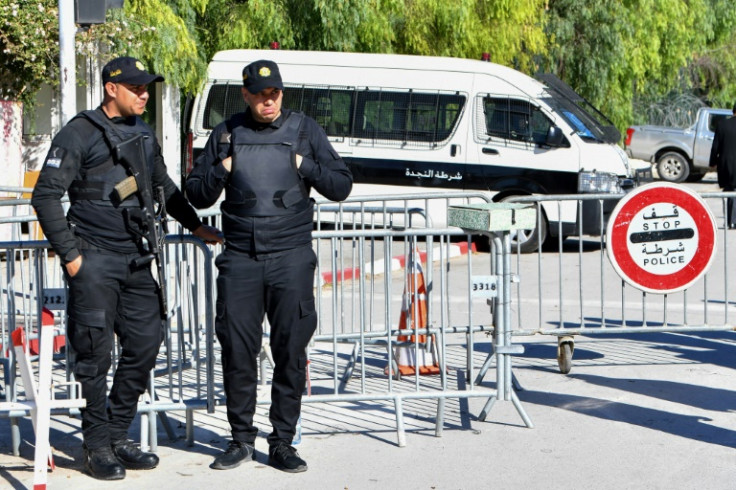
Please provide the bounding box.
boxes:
[1,331,734,490]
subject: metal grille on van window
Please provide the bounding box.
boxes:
[283,84,354,138]
[284,84,465,149]
[203,83,247,130]
[476,94,538,147]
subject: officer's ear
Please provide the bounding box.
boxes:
[103,82,118,100]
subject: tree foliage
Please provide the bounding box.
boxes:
[2,0,736,132]
[78,0,208,95]
[201,1,546,72]
[542,0,735,130]
[0,1,59,107]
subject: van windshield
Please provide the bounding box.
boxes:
[542,96,607,143]
[558,108,596,141]
[536,73,621,144]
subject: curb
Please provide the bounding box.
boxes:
[319,241,476,286]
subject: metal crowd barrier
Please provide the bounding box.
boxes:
[506,191,736,373]
[0,235,217,455]
[0,191,510,452]
[3,187,734,453]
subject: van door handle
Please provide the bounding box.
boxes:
[482,147,499,155]
[451,144,460,157]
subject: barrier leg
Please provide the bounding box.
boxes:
[475,232,532,427]
[339,342,359,390]
[435,398,445,437]
[510,390,533,428]
[11,325,55,489]
[32,324,55,489]
[10,417,20,456]
[394,397,406,447]
[474,351,495,385]
[185,408,194,446]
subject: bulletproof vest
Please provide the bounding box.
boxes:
[223,112,309,217]
[67,110,156,208]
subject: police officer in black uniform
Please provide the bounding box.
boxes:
[31,57,222,481]
[186,60,352,473]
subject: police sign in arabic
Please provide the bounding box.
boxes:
[606,182,717,294]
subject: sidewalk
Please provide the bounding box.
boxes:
[1,331,734,489]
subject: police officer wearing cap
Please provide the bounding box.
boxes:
[186,60,352,473]
[32,56,222,481]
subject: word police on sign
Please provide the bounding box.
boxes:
[606,182,717,294]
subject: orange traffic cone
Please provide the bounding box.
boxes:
[386,247,441,377]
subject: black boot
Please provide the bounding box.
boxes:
[111,440,159,470]
[211,441,255,470]
[269,442,307,473]
[84,444,126,480]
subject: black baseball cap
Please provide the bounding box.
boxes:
[242,60,283,94]
[102,57,164,85]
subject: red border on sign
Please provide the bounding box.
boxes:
[609,186,715,292]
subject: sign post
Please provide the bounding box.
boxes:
[606,182,717,294]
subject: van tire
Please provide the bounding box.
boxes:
[499,196,547,253]
[656,152,689,183]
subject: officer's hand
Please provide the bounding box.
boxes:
[221,156,232,172]
[193,224,224,245]
[66,255,83,277]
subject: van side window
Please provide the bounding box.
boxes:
[282,86,353,137]
[353,90,465,146]
[285,86,465,146]
[203,83,246,129]
[203,83,466,147]
[482,97,553,145]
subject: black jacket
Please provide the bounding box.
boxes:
[186,108,352,255]
[710,115,736,190]
[31,107,202,264]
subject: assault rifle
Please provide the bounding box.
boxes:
[111,134,169,320]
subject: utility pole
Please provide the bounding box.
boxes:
[58,0,125,127]
[58,0,76,127]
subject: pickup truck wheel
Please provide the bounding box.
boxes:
[656,152,689,183]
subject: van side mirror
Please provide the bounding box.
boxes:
[545,126,566,147]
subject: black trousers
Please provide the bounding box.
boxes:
[725,186,736,228]
[65,248,163,449]
[215,245,317,446]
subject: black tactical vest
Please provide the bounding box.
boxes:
[223,112,309,217]
[67,110,156,208]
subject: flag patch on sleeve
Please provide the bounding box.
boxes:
[44,147,65,168]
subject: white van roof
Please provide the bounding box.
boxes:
[208,49,546,96]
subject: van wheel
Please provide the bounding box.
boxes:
[499,197,548,253]
[656,152,689,183]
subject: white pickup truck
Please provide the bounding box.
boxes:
[624,107,732,183]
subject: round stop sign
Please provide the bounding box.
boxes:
[606,182,717,294]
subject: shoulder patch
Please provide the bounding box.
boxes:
[44,146,66,168]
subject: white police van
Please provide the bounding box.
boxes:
[183,49,650,252]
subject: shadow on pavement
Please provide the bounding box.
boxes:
[518,389,736,449]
